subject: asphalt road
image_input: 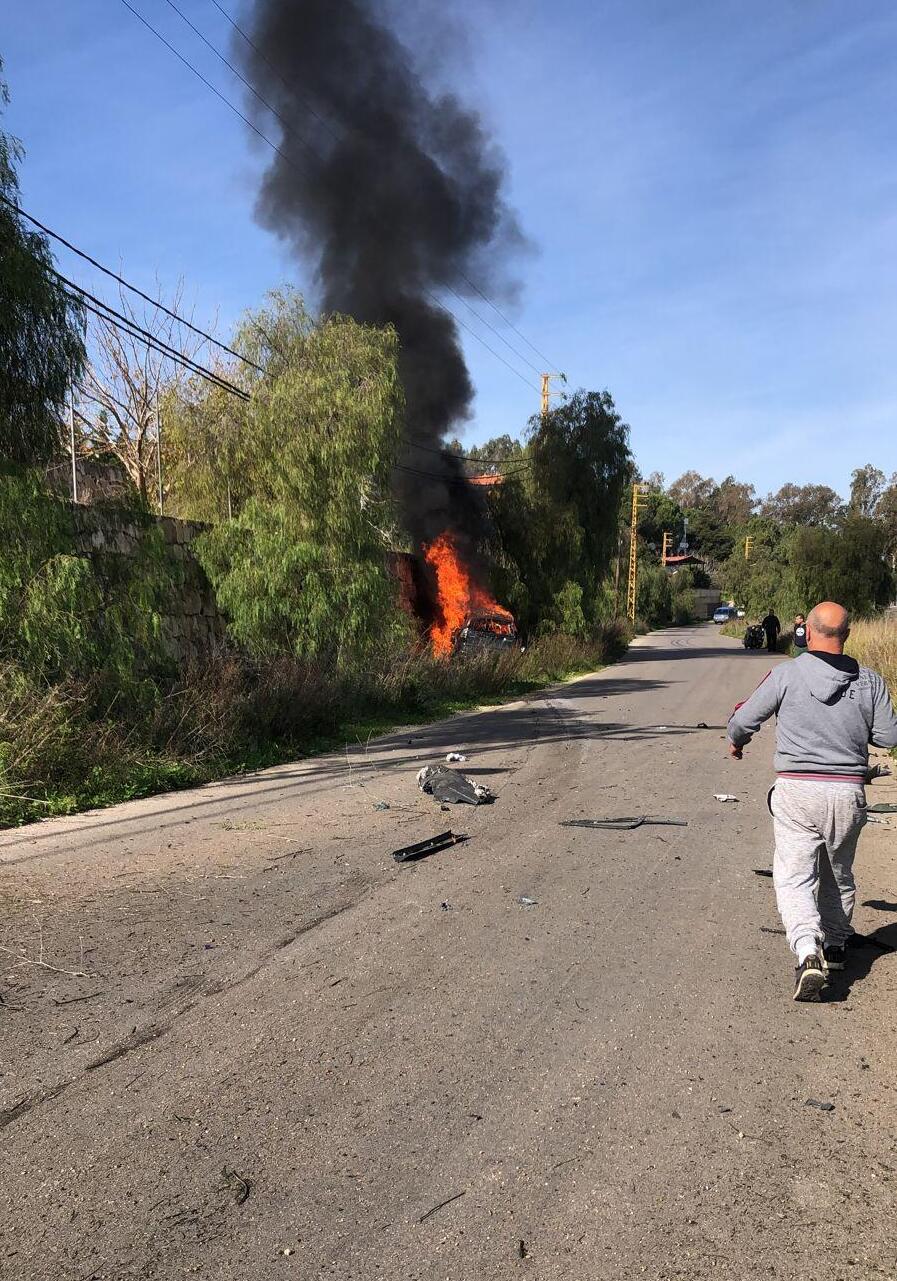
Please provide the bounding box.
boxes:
[1,625,896,1281]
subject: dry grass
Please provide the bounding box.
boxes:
[846,614,897,695]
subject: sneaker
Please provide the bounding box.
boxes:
[822,944,847,971]
[793,954,829,1002]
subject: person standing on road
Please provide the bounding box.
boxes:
[761,608,781,653]
[793,614,807,649]
[726,601,897,1001]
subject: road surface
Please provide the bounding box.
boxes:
[1,625,896,1280]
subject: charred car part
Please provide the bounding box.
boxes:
[392,831,469,863]
[453,609,519,655]
[417,764,494,806]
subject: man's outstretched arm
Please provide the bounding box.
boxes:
[727,670,782,758]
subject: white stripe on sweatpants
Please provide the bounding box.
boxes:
[770,778,867,961]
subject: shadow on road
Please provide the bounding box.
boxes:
[825,924,897,1001]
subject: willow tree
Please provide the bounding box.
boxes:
[0,63,84,466]
[194,289,409,662]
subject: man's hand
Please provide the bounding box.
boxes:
[727,740,743,759]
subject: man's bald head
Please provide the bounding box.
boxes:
[806,601,850,651]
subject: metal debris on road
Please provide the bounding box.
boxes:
[391,831,468,864]
[868,802,897,813]
[445,752,468,763]
[440,901,452,911]
[696,721,709,729]
[866,763,892,780]
[373,801,391,811]
[518,896,538,907]
[804,1099,835,1112]
[753,869,773,878]
[561,817,687,831]
[714,793,739,802]
[417,763,494,805]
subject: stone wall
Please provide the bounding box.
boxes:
[71,507,226,665]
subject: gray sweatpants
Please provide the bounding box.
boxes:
[770,778,867,960]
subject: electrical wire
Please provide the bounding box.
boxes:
[208,0,563,374]
[118,0,542,392]
[0,192,265,375]
[54,270,251,400]
[407,440,532,469]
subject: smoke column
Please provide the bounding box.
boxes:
[234,0,525,551]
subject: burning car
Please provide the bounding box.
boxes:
[453,608,519,654]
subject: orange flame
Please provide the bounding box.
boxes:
[423,531,513,656]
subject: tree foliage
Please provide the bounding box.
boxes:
[760,482,842,527]
[484,389,632,634]
[191,291,409,661]
[0,63,85,465]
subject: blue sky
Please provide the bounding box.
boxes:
[4,0,897,498]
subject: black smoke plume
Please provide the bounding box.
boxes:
[234,0,524,556]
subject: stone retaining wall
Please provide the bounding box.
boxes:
[71,507,226,664]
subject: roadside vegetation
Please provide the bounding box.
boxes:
[847,617,897,699]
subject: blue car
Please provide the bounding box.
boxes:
[713,605,738,624]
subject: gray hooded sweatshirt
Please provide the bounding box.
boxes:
[727,651,897,778]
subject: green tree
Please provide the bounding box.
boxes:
[760,482,843,527]
[848,464,887,519]
[528,388,632,590]
[0,63,85,465]
[668,470,716,511]
[195,292,408,661]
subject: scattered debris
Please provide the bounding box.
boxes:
[419,1190,466,1223]
[373,801,391,812]
[868,802,897,813]
[220,1167,252,1205]
[759,926,785,935]
[718,1106,733,1114]
[440,901,452,911]
[51,992,102,1007]
[445,752,468,763]
[518,896,538,908]
[561,817,687,831]
[518,1239,529,1259]
[804,1099,835,1112]
[696,721,709,729]
[714,793,739,803]
[391,831,468,864]
[753,868,773,878]
[654,725,670,731]
[866,763,892,781]
[417,763,493,805]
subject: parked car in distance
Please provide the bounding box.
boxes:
[713,605,738,624]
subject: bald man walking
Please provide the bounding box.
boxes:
[726,602,897,1001]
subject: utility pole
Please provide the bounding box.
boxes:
[613,529,623,616]
[69,363,79,504]
[627,483,649,622]
[540,372,567,416]
[744,535,753,560]
[156,406,164,516]
[661,531,671,566]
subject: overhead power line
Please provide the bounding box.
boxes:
[0,192,265,376]
[118,0,544,392]
[407,440,532,469]
[54,269,250,400]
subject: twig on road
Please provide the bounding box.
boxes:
[419,1190,466,1223]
